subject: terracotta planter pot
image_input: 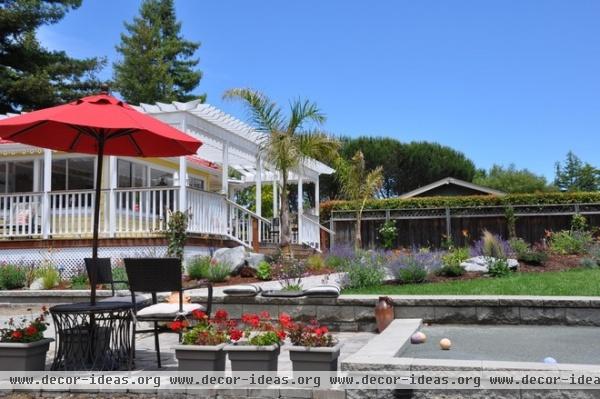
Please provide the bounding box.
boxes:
[224,343,280,371]
[288,342,342,372]
[173,343,226,371]
[0,338,54,371]
[375,296,394,332]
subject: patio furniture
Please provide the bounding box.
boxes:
[124,258,213,368]
[84,258,150,307]
[261,284,341,298]
[49,301,133,371]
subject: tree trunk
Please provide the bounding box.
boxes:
[355,210,362,250]
[279,173,292,258]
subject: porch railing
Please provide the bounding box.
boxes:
[0,187,329,249]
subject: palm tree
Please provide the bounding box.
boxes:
[335,151,383,249]
[223,88,339,254]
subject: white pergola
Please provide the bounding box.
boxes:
[134,100,335,220]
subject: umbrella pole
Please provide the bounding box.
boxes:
[90,136,105,305]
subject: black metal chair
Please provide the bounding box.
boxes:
[84,258,150,307]
[123,258,213,368]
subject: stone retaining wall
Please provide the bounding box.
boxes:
[2,291,599,330]
[202,295,600,331]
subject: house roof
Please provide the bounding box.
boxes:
[399,177,506,199]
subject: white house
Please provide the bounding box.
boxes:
[0,100,334,274]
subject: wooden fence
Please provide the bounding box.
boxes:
[328,203,600,249]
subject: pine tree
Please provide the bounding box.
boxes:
[0,0,106,113]
[554,151,599,192]
[113,0,205,105]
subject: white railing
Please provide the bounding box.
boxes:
[226,199,271,248]
[187,188,228,236]
[0,187,323,249]
[0,193,43,238]
[114,187,179,235]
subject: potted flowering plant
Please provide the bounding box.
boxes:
[286,320,341,371]
[171,309,235,371]
[224,311,290,371]
[0,307,53,371]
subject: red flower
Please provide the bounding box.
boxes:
[259,311,270,320]
[169,320,188,332]
[279,313,293,328]
[192,310,207,320]
[242,313,260,328]
[11,331,22,340]
[25,326,37,336]
[276,330,286,340]
[320,326,328,334]
[229,329,243,341]
[214,309,228,321]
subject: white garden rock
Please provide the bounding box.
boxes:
[211,246,266,275]
[460,256,519,273]
[212,246,246,274]
[29,277,46,290]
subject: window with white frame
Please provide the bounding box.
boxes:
[188,176,205,190]
[51,157,95,191]
[0,160,35,193]
[117,159,174,188]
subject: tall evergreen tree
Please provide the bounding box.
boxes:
[0,0,105,113]
[113,0,205,105]
[554,151,599,192]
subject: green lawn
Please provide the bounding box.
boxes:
[343,269,600,296]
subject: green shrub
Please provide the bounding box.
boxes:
[571,213,588,232]
[437,247,469,277]
[397,262,428,284]
[345,256,385,289]
[69,272,89,289]
[187,256,211,280]
[111,266,129,290]
[0,264,27,290]
[579,257,599,269]
[518,250,548,265]
[509,238,530,259]
[306,254,326,272]
[206,262,230,283]
[320,192,600,221]
[487,258,511,278]
[549,230,593,255]
[34,264,61,290]
[378,220,398,250]
[256,261,272,281]
[324,255,346,270]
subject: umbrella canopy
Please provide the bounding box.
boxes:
[0,93,200,157]
[0,92,202,304]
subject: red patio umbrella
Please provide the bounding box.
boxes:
[0,91,202,303]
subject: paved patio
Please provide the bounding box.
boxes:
[0,305,374,371]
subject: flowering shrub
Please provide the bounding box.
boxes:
[378,220,398,250]
[0,307,49,343]
[172,308,237,346]
[285,320,335,347]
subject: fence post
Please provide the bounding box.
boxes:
[385,209,390,222]
[329,218,335,247]
[574,203,580,214]
[445,207,451,240]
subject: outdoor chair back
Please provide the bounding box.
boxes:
[124,257,182,295]
[85,258,119,296]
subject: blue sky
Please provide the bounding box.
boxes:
[37,0,600,180]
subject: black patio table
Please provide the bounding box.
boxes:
[49,301,133,371]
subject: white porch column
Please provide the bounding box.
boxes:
[297,176,303,242]
[178,156,187,211]
[221,141,229,195]
[33,159,41,192]
[41,149,52,239]
[314,177,320,218]
[255,158,262,217]
[108,156,117,237]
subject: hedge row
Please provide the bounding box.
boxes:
[320,192,600,221]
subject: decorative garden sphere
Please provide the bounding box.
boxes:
[543,357,557,365]
[439,338,452,350]
[410,332,427,344]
